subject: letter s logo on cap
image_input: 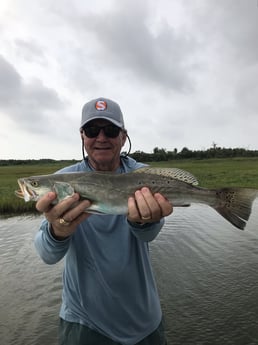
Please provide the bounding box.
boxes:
[95,100,107,111]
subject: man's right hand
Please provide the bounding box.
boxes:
[36,192,91,240]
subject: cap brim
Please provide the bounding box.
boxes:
[80,116,124,129]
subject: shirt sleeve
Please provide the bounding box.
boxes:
[34,218,71,264]
[127,218,165,242]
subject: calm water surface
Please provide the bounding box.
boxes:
[1,202,258,345]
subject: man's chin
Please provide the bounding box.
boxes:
[93,150,113,161]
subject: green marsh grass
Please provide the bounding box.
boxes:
[1,158,258,216]
[0,162,69,216]
[149,157,258,188]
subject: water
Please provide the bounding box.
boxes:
[152,203,258,345]
[1,203,258,345]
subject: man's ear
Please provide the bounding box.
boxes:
[121,130,127,146]
[80,129,84,140]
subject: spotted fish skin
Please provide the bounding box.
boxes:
[15,167,258,230]
[132,167,199,186]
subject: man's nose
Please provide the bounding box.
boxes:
[96,129,108,139]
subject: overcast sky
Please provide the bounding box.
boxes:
[1,0,258,160]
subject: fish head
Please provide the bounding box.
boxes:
[15,176,53,202]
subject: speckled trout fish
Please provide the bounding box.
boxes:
[15,167,258,230]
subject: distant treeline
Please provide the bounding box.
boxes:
[0,159,80,166]
[1,147,258,166]
[130,146,258,162]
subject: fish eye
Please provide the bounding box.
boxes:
[30,181,39,187]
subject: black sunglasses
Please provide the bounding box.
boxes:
[83,124,121,138]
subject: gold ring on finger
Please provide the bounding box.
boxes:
[141,215,152,220]
[59,218,71,226]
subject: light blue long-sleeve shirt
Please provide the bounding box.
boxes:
[34,156,164,345]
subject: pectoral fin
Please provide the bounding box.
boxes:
[54,182,75,202]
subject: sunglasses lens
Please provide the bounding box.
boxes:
[104,125,120,138]
[84,126,100,138]
[83,125,120,138]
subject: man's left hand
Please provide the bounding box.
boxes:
[127,187,173,224]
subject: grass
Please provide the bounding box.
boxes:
[1,157,258,216]
[0,162,70,216]
[149,157,258,188]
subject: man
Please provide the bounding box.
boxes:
[35,97,173,345]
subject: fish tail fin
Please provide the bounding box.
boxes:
[213,188,258,230]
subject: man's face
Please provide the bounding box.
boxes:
[81,119,127,171]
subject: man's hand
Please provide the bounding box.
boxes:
[36,192,91,240]
[127,187,173,224]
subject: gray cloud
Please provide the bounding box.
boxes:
[0,54,64,132]
[1,0,258,159]
[184,0,258,64]
[219,1,258,64]
[14,39,47,64]
[64,0,200,92]
[0,55,22,103]
[180,1,258,120]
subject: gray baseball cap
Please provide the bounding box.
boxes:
[80,97,125,129]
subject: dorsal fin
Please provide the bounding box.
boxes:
[132,167,199,186]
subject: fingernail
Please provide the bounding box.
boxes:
[73,193,80,200]
[48,192,56,200]
[135,190,141,197]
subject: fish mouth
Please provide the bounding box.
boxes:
[15,180,37,202]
